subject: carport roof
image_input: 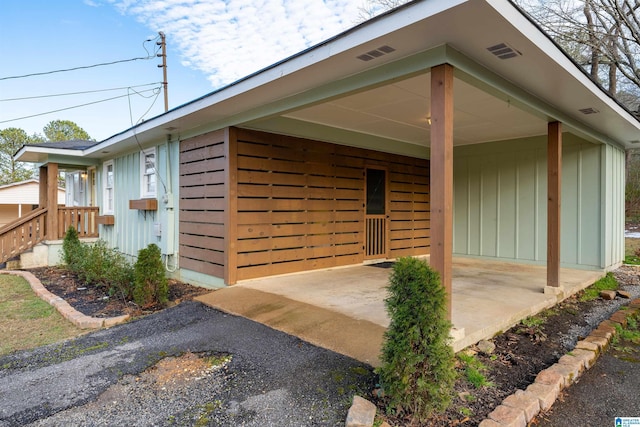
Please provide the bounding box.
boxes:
[15,0,640,165]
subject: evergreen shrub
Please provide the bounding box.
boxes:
[60,230,134,299]
[377,257,456,422]
[133,243,168,307]
[61,226,84,270]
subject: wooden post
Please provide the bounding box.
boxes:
[224,127,239,285]
[547,122,562,287]
[430,64,454,320]
[46,163,59,240]
[39,166,47,208]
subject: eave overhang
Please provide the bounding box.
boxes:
[14,0,640,165]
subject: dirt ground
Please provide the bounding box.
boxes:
[25,264,640,426]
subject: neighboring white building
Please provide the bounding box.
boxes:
[0,179,65,228]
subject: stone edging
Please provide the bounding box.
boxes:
[0,270,129,329]
[479,298,640,427]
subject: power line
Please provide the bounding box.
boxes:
[0,57,158,81]
[0,86,162,125]
[0,82,163,102]
[0,36,162,82]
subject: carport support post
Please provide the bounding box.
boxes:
[430,64,454,321]
[547,122,562,290]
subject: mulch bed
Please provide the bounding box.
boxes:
[24,264,640,426]
[27,266,211,318]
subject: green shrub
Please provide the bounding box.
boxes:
[377,257,456,422]
[133,243,168,307]
[61,226,84,269]
[61,234,134,299]
[77,240,134,298]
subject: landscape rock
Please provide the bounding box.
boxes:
[487,404,527,427]
[477,339,496,355]
[600,290,617,300]
[610,311,628,327]
[617,290,632,299]
[502,389,541,422]
[345,395,376,427]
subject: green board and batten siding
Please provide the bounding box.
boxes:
[453,134,624,270]
[602,143,625,269]
[94,129,623,288]
[97,141,181,266]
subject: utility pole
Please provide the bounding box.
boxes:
[157,32,168,112]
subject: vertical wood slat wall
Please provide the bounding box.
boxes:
[179,130,227,278]
[179,127,430,284]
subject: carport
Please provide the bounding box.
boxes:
[197,257,602,366]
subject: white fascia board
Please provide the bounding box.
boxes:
[14,146,86,163]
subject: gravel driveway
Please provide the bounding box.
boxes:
[0,301,375,426]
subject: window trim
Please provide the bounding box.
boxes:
[103,160,114,215]
[140,147,157,199]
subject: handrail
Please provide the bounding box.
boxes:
[58,207,99,238]
[0,206,47,235]
[0,207,48,265]
[0,206,100,265]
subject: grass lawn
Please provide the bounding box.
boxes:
[625,237,640,264]
[0,274,84,357]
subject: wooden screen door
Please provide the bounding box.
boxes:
[365,168,389,259]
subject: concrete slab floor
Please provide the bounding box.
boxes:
[197,257,604,365]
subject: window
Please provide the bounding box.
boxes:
[366,168,386,215]
[140,148,157,198]
[103,161,114,214]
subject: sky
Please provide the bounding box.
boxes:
[0,0,374,141]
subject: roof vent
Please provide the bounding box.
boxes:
[487,43,522,59]
[579,107,600,115]
[357,45,396,62]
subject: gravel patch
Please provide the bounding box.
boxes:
[561,266,640,350]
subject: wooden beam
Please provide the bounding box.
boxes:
[430,64,454,320]
[547,122,562,287]
[46,163,59,240]
[39,166,47,208]
[224,127,239,285]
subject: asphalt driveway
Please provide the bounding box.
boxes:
[533,338,640,427]
[0,301,375,426]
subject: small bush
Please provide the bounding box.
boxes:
[377,257,456,422]
[61,233,134,299]
[61,226,84,269]
[133,243,168,307]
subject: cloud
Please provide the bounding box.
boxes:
[105,0,363,88]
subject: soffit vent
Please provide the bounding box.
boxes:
[630,140,640,144]
[487,43,522,60]
[357,45,396,62]
[579,107,600,115]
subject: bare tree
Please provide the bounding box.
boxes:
[356,0,410,22]
[516,0,640,111]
